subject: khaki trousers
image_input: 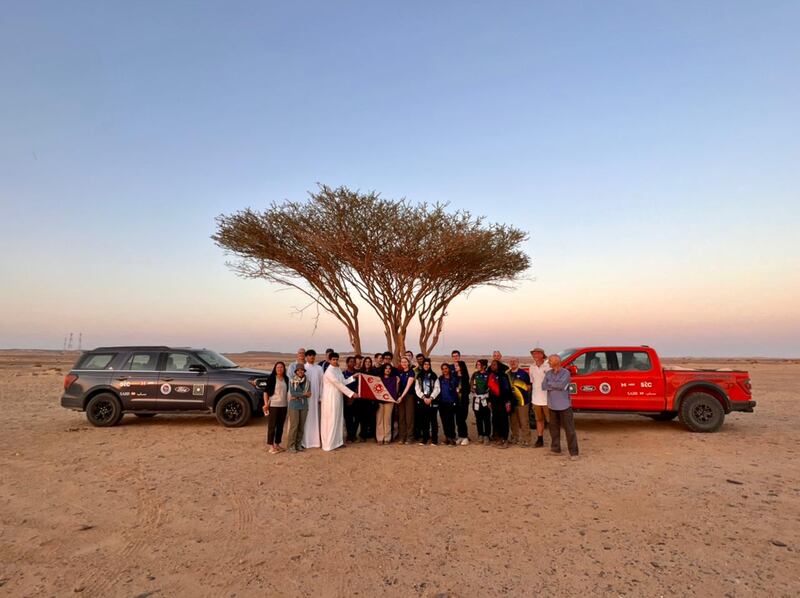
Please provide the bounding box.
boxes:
[376,403,394,443]
[286,408,308,450]
[509,404,532,444]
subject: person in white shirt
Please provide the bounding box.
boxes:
[528,347,551,448]
[302,350,324,449]
[319,352,358,451]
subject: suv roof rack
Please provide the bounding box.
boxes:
[93,345,171,351]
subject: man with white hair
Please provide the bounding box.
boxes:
[288,347,306,378]
[542,354,579,460]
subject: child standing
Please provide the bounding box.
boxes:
[286,364,311,452]
[471,359,491,444]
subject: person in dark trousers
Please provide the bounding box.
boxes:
[343,356,360,442]
[450,350,471,445]
[438,363,459,445]
[471,359,491,444]
[356,357,377,441]
[487,359,512,449]
[414,358,440,445]
[396,356,416,444]
[285,364,311,452]
[542,354,579,460]
[413,353,426,439]
[264,361,289,454]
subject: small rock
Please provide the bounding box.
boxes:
[726,479,744,485]
[770,540,787,547]
[78,524,94,531]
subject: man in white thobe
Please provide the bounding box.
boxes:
[320,352,358,451]
[302,350,324,449]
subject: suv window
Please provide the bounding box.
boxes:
[77,353,116,370]
[164,352,201,372]
[122,352,160,371]
[618,351,652,371]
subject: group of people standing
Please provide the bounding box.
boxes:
[262,346,580,460]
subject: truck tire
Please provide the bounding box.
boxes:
[215,393,252,428]
[85,393,123,427]
[678,392,725,432]
[647,411,678,422]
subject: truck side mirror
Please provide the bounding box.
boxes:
[189,364,206,373]
[567,365,578,376]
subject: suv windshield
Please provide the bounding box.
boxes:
[557,348,578,362]
[195,350,238,369]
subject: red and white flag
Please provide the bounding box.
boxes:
[357,374,396,402]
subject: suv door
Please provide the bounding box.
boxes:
[609,350,664,411]
[565,350,610,410]
[113,351,162,411]
[157,351,209,410]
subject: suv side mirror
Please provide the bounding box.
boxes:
[189,364,206,373]
[567,365,578,376]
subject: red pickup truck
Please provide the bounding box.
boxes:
[556,346,755,432]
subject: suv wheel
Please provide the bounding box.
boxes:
[678,392,725,432]
[85,393,123,427]
[215,393,252,427]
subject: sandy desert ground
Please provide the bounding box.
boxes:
[0,350,798,597]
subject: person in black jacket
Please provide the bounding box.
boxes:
[487,359,513,448]
[450,350,471,445]
[414,359,440,445]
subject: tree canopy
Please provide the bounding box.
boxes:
[212,185,530,357]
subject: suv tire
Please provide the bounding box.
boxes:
[678,392,725,433]
[215,393,252,428]
[85,393,123,427]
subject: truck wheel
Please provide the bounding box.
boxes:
[679,392,725,432]
[215,393,252,428]
[647,411,678,422]
[85,393,123,427]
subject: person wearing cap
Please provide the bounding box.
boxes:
[529,347,551,448]
[285,363,311,452]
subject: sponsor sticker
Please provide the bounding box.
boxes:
[160,383,172,395]
[599,382,611,395]
[192,384,205,396]
[119,380,131,388]
[580,385,596,392]
[568,383,577,395]
[640,381,653,388]
[175,386,191,394]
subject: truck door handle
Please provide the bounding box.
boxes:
[115,376,129,381]
[162,377,174,382]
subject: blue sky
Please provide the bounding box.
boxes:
[1,1,798,356]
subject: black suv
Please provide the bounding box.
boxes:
[61,346,270,428]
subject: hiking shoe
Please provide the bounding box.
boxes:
[569,454,580,461]
[460,438,469,446]
[534,438,544,448]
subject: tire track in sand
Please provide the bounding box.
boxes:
[76,463,164,596]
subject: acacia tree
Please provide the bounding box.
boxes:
[213,185,530,358]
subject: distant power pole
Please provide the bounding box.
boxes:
[63,336,68,353]
[67,332,74,351]
[78,333,82,351]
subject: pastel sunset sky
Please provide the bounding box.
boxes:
[1,2,798,356]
